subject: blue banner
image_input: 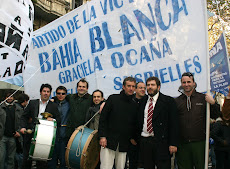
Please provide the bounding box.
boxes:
[210,33,230,93]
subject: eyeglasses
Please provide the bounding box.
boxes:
[56,92,66,95]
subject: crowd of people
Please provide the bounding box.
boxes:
[0,72,229,169]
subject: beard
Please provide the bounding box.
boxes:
[148,88,159,97]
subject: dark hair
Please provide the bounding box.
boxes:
[17,93,29,104]
[181,72,195,82]
[56,86,67,93]
[40,83,52,92]
[146,77,161,87]
[92,89,104,98]
[77,78,89,89]
[4,90,14,99]
[123,77,136,86]
[135,81,145,88]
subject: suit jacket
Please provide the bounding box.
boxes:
[138,92,179,159]
[20,99,61,129]
[98,90,139,152]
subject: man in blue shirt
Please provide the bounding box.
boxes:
[48,86,70,169]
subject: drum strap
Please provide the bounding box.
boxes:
[83,110,100,127]
[76,127,84,157]
[76,110,100,157]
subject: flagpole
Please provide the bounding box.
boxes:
[204,0,211,169]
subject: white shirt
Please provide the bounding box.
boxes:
[38,99,49,119]
[141,92,159,137]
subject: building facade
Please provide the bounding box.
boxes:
[32,0,88,30]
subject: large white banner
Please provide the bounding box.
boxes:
[24,0,208,99]
[0,0,34,85]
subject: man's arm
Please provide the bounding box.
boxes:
[168,97,179,153]
[20,101,32,134]
[205,94,221,119]
[49,103,61,126]
[98,96,113,147]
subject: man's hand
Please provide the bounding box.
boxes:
[99,102,105,114]
[100,137,107,148]
[205,94,215,105]
[20,128,26,135]
[169,146,177,154]
[130,139,137,145]
[47,117,54,121]
[14,131,20,137]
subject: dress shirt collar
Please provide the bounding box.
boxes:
[148,92,159,102]
[39,98,49,105]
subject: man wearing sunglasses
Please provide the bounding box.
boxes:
[175,72,220,169]
[48,86,70,169]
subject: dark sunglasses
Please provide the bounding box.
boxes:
[56,92,66,95]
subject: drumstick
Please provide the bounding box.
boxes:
[25,129,33,134]
[21,129,33,134]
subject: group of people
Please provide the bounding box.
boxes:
[0,72,229,169]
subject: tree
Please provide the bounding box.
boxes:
[207,0,230,54]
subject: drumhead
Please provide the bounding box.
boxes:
[66,126,100,169]
[29,119,57,160]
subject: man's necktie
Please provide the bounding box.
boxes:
[147,97,153,134]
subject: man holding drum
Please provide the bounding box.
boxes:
[98,77,139,169]
[20,83,61,169]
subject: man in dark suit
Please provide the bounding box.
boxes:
[20,83,60,169]
[99,77,138,169]
[138,77,178,169]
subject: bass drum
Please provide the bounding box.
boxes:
[29,119,57,160]
[65,126,100,169]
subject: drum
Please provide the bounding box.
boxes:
[29,119,57,160]
[65,126,100,169]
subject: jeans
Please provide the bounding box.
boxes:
[15,153,23,169]
[0,136,16,169]
[48,138,68,169]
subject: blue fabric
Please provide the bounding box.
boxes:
[48,138,68,169]
[56,99,69,139]
[15,152,23,169]
[48,99,69,169]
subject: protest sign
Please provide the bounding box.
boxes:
[0,0,34,85]
[24,0,209,99]
[210,33,230,92]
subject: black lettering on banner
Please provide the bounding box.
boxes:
[3,67,11,77]
[29,5,33,21]
[1,53,9,59]
[28,27,32,37]
[5,24,23,51]
[22,44,29,60]
[11,24,23,35]
[14,60,23,75]
[0,23,6,43]
[14,16,21,26]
